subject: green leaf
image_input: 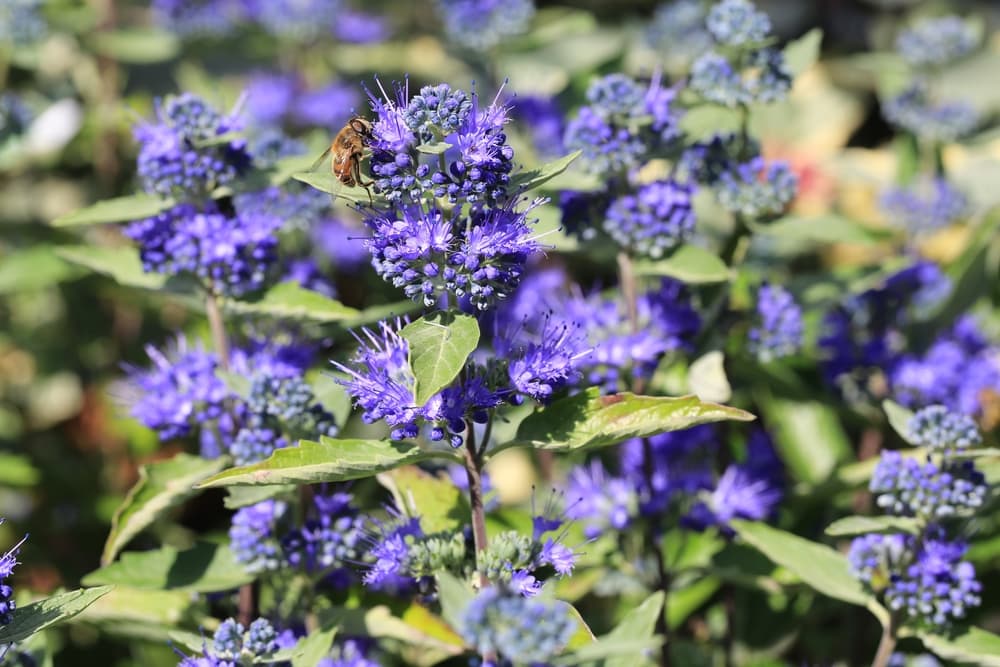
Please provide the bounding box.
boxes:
[378,466,470,533]
[883,400,915,443]
[754,214,890,246]
[0,453,40,486]
[416,141,452,155]
[89,28,180,63]
[82,588,199,641]
[554,639,665,665]
[83,542,253,592]
[927,206,1000,332]
[400,312,480,406]
[51,194,174,227]
[918,626,1000,667]
[679,106,742,142]
[759,396,852,484]
[509,151,581,192]
[494,388,754,455]
[55,245,181,291]
[224,485,294,510]
[319,605,463,664]
[782,28,823,77]
[0,247,85,294]
[199,437,458,488]
[222,282,360,322]
[291,627,338,667]
[102,453,228,564]
[599,592,664,667]
[0,587,114,645]
[730,520,887,625]
[291,171,377,207]
[633,245,730,284]
[436,572,474,631]
[824,516,922,537]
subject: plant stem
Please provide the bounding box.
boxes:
[616,251,671,667]
[871,615,898,667]
[204,289,254,624]
[462,423,490,589]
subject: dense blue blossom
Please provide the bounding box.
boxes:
[134,93,250,200]
[896,16,978,68]
[848,533,907,586]
[883,84,979,143]
[622,426,718,516]
[435,0,535,51]
[565,460,639,539]
[124,337,227,441]
[362,197,543,311]
[749,284,803,362]
[887,537,982,627]
[230,499,287,574]
[125,204,281,296]
[715,158,798,219]
[646,0,711,68]
[368,81,514,207]
[501,317,591,402]
[881,178,968,234]
[176,617,278,666]
[870,451,987,519]
[235,184,330,233]
[680,132,758,187]
[706,0,771,47]
[0,525,25,628]
[511,95,564,159]
[603,180,695,257]
[907,406,982,454]
[362,513,425,590]
[460,587,575,663]
[890,316,1000,416]
[562,105,646,175]
[820,261,950,396]
[690,48,790,108]
[313,217,371,271]
[230,427,287,466]
[244,72,299,126]
[0,0,47,44]
[282,492,365,576]
[294,82,361,129]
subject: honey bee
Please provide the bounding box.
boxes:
[311,116,375,205]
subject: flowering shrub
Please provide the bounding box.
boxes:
[3,1,1000,666]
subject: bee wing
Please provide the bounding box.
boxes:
[308,146,333,172]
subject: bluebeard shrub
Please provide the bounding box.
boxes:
[459,587,575,663]
[434,0,535,51]
[896,16,978,69]
[881,178,968,234]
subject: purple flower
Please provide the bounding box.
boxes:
[749,283,803,362]
[706,0,771,47]
[685,464,782,531]
[362,514,424,589]
[125,204,281,296]
[134,93,250,200]
[152,0,248,37]
[621,426,718,516]
[881,178,968,234]
[887,538,982,627]
[646,0,711,68]
[435,0,535,51]
[0,525,25,627]
[251,0,343,40]
[294,82,361,129]
[243,72,299,126]
[459,587,575,664]
[333,10,390,44]
[283,258,338,298]
[897,15,978,68]
[229,499,287,574]
[511,95,564,158]
[690,48,790,107]
[501,316,591,402]
[282,492,365,576]
[907,405,982,454]
[884,84,979,143]
[870,451,987,519]
[715,157,798,219]
[603,179,695,257]
[565,461,639,539]
[123,337,228,441]
[312,217,371,271]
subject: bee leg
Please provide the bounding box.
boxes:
[352,159,375,206]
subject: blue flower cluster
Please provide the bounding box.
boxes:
[715,157,798,219]
[230,492,365,580]
[367,80,512,207]
[563,73,682,177]
[435,0,535,51]
[881,178,968,234]
[126,337,335,460]
[819,261,950,399]
[317,639,381,667]
[871,451,987,519]
[134,93,250,200]
[749,284,803,362]
[243,72,361,131]
[850,406,987,628]
[125,204,281,297]
[459,587,575,663]
[890,316,1000,417]
[896,16,978,69]
[177,617,278,666]
[883,84,979,143]
[849,533,982,628]
[510,95,565,159]
[689,0,790,108]
[603,180,695,258]
[0,523,25,628]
